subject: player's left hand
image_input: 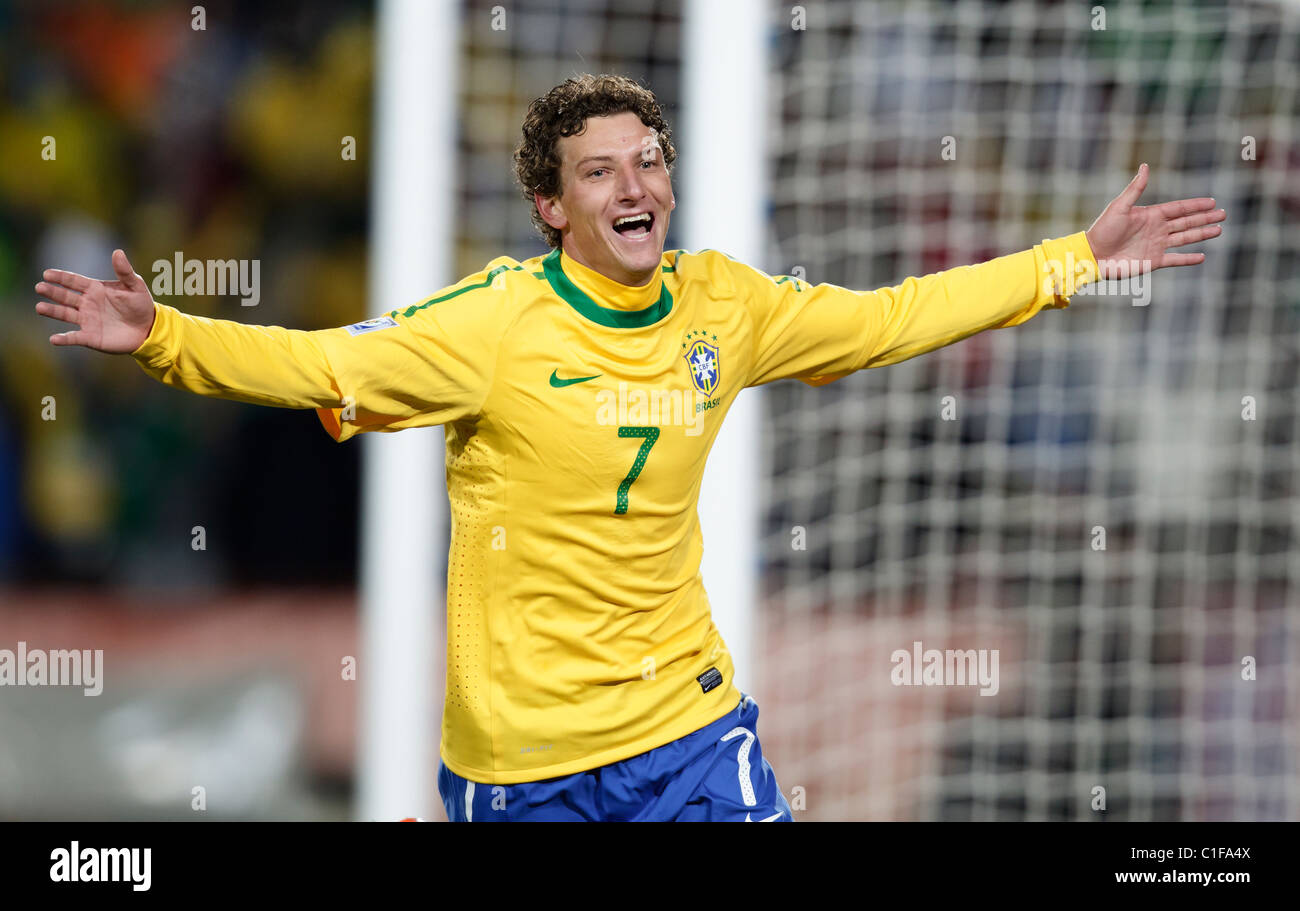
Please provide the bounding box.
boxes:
[1084,164,1225,278]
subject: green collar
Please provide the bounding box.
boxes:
[542,249,673,329]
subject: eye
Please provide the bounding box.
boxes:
[588,168,607,178]
[640,159,656,168]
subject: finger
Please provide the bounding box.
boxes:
[1168,224,1222,247]
[41,268,94,292]
[1159,251,1206,268]
[35,281,83,308]
[112,249,146,291]
[1118,163,1149,207]
[1167,208,1226,234]
[35,301,82,324]
[50,330,88,347]
[1156,197,1216,218]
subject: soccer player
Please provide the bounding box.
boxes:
[34,74,1224,821]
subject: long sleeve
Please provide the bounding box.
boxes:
[739,231,1098,387]
[130,264,511,441]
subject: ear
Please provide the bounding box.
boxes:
[535,190,568,232]
[670,195,676,210]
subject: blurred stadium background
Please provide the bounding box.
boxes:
[1,0,1296,821]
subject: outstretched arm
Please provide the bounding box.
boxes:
[36,249,344,410]
[36,249,507,440]
[742,165,1226,387]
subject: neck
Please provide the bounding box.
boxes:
[558,248,663,312]
[560,240,655,288]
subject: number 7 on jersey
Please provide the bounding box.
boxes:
[615,426,659,514]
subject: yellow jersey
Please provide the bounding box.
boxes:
[131,231,1097,783]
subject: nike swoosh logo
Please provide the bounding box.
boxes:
[549,369,601,387]
[745,811,784,822]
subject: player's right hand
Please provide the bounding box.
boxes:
[35,249,157,354]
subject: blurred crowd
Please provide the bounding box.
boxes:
[1,0,376,586]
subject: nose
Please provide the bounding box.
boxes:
[615,161,648,202]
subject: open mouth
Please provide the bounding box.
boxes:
[611,212,655,240]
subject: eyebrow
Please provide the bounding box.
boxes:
[573,155,617,169]
[571,147,658,171]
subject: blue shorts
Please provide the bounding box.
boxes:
[438,693,793,821]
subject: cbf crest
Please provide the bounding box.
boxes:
[682,329,720,396]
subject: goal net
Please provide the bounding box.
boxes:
[758,0,1300,820]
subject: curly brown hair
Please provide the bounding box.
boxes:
[514,74,677,250]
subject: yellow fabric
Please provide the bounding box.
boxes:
[562,248,664,310]
[131,231,1097,783]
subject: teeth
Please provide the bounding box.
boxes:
[614,214,651,227]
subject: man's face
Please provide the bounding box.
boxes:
[536,111,675,287]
